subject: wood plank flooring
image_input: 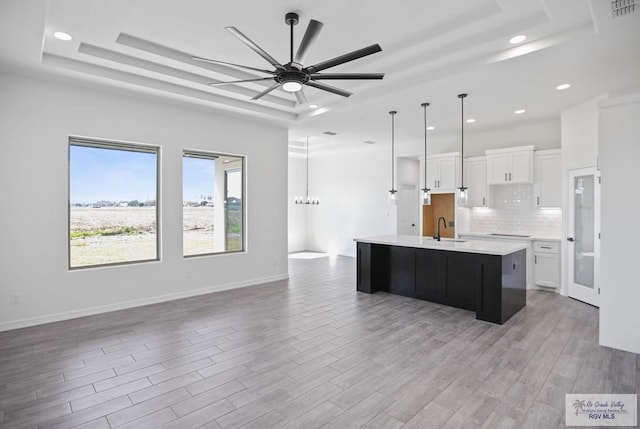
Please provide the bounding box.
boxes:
[1,255,638,428]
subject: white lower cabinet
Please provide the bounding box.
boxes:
[533,241,560,289]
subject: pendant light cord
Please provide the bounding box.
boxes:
[305,136,309,200]
[458,94,467,188]
[389,111,397,192]
[421,103,429,191]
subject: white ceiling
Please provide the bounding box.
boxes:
[1,0,639,153]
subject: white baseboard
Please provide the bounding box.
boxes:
[0,273,289,332]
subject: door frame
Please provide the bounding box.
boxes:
[567,166,600,307]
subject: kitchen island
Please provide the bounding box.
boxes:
[354,235,528,324]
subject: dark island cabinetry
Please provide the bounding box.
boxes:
[356,241,526,324]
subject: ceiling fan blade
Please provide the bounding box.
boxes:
[305,44,382,73]
[294,89,308,105]
[192,56,275,75]
[251,82,281,100]
[208,77,274,86]
[294,19,324,65]
[310,73,385,80]
[305,81,353,98]
[226,27,285,70]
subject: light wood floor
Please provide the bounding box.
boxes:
[1,255,638,428]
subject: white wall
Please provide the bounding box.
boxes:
[288,156,307,252]
[0,72,289,331]
[561,100,600,170]
[598,93,640,354]
[397,157,420,184]
[560,99,600,296]
[305,144,397,257]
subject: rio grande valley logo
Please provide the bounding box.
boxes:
[566,394,637,426]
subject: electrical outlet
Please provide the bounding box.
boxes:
[10,294,20,305]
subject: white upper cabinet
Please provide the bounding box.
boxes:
[422,152,460,192]
[486,145,534,184]
[464,156,488,207]
[534,149,562,208]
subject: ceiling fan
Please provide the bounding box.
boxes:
[192,12,385,104]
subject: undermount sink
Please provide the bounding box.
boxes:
[426,237,467,243]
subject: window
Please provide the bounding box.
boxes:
[183,151,245,256]
[69,138,159,269]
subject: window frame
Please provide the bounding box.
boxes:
[182,149,246,258]
[68,136,161,270]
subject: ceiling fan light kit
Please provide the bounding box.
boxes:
[193,12,385,103]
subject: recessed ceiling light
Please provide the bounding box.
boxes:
[54,31,72,41]
[466,118,476,123]
[556,83,571,90]
[427,126,435,131]
[509,35,527,44]
[363,140,375,144]
[308,104,319,109]
[514,109,526,114]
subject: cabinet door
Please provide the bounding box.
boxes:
[426,159,439,189]
[438,157,457,189]
[510,151,532,183]
[487,154,510,184]
[466,160,487,207]
[535,153,561,207]
[415,249,447,303]
[445,253,477,311]
[533,253,560,288]
[388,246,416,297]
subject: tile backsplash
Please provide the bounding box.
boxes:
[466,184,562,237]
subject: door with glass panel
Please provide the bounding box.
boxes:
[567,167,600,307]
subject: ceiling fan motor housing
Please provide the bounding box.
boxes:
[275,69,310,85]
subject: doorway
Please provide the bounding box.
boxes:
[398,183,419,235]
[422,193,455,239]
[567,167,600,307]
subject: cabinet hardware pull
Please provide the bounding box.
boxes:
[482,197,485,206]
[535,255,537,264]
[509,172,512,181]
[541,246,552,249]
[537,196,540,205]
[505,172,507,181]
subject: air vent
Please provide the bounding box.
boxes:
[611,0,636,17]
[363,140,375,144]
[323,131,337,136]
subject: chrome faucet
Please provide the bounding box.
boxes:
[435,216,447,241]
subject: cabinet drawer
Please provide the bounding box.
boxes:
[533,241,559,253]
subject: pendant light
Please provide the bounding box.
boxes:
[421,102,431,205]
[294,136,319,205]
[457,93,469,207]
[388,110,398,203]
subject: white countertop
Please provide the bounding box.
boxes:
[354,235,528,256]
[457,232,562,242]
